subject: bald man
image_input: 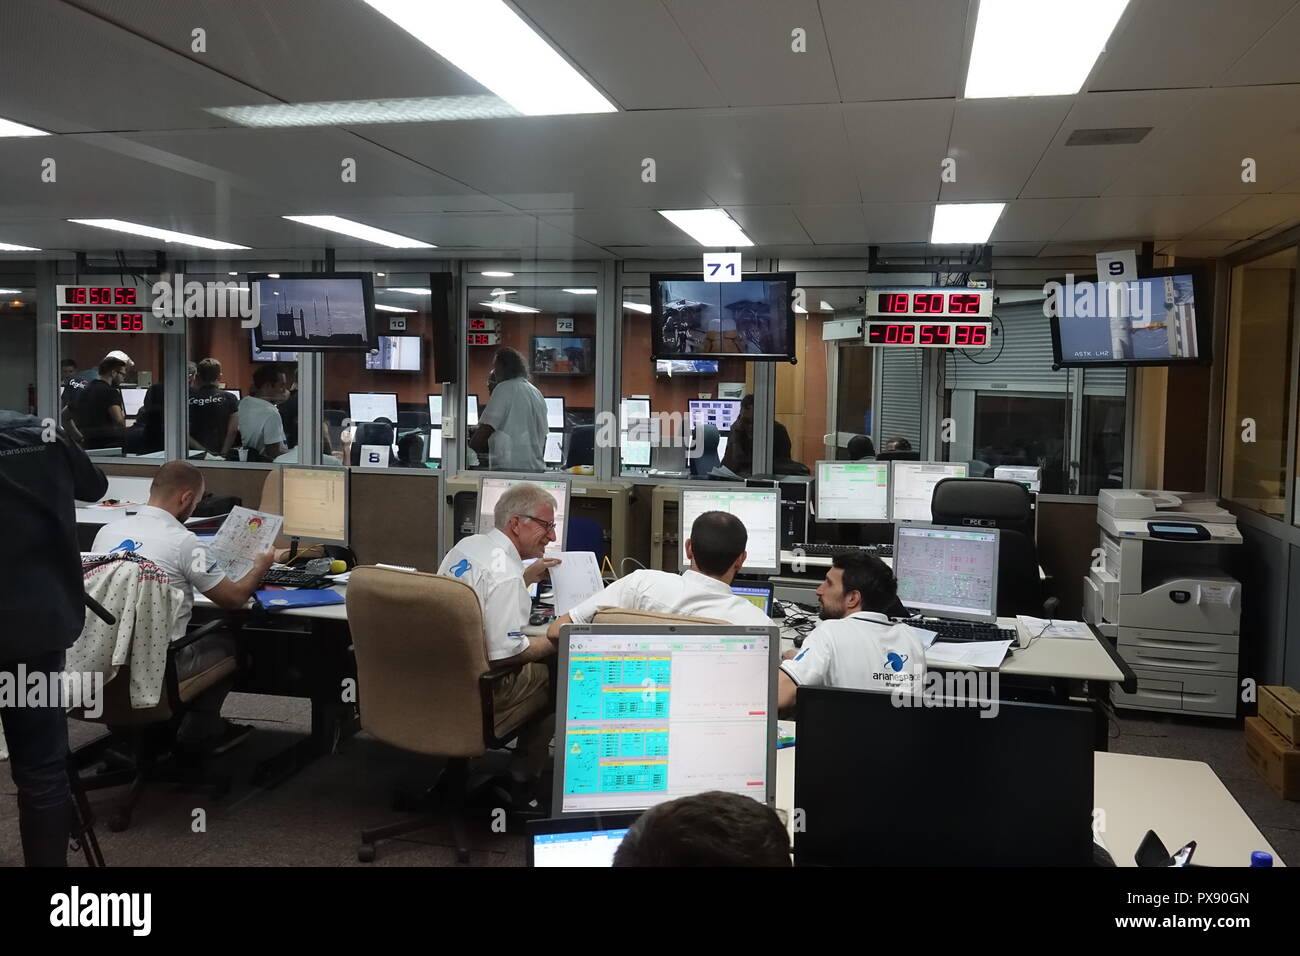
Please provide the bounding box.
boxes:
[93,461,274,754]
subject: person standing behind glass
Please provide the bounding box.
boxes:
[721,394,755,477]
[238,365,290,462]
[470,347,547,472]
[69,356,128,450]
[188,358,239,457]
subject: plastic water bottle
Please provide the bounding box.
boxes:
[1250,851,1273,867]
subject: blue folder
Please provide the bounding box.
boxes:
[254,589,345,611]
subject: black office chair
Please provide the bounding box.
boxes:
[876,450,921,462]
[929,477,1057,618]
[563,424,595,468]
[690,424,722,477]
[847,435,875,460]
[350,421,397,466]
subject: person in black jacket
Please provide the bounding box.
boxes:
[0,411,107,866]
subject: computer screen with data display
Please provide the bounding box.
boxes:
[620,398,653,467]
[427,394,442,426]
[553,625,778,814]
[544,431,564,465]
[531,827,629,867]
[731,581,773,615]
[680,487,780,575]
[476,475,569,555]
[545,397,566,431]
[889,461,969,522]
[425,427,443,461]
[688,399,741,434]
[281,466,348,545]
[892,523,999,623]
[466,395,479,427]
[348,392,398,425]
[120,387,148,418]
[815,460,890,523]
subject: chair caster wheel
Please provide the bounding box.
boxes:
[358,844,376,863]
[107,811,131,833]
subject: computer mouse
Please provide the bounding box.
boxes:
[529,610,550,628]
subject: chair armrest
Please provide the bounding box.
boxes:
[169,617,234,654]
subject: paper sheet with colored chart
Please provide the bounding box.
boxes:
[207,507,283,582]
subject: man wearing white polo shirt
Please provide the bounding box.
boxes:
[547,511,773,636]
[778,552,927,710]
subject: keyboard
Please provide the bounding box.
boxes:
[920,620,1018,644]
[261,567,326,589]
[793,543,894,559]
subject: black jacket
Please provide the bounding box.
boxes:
[0,411,107,662]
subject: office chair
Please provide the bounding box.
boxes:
[875,450,921,462]
[349,421,396,466]
[690,423,722,477]
[71,562,238,831]
[563,423,595,468]
[929,477,1057,618]
[847,435,875,460]
[346,567,553,863]
[591,608,726,626]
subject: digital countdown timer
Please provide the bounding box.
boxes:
[58,312,146,332]
[468,317,501,332]
[467,332,501,346]
[866,287,993,318]
[866,322,990,349]
[56,285,142,308]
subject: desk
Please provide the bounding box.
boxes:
[774,739,1284,867]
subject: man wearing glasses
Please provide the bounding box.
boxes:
[437,482,561,804]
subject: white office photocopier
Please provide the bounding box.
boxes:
[1083,490,1242,718]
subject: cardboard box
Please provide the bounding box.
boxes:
[1244,716,1300,801]
[1259,685,1300,746]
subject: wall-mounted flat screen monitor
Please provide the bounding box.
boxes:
[532,336,595,376]
[251,272,376,352]
[365,335,423,371]
[650,272,796,361]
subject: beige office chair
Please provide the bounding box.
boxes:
[346,566,552,863]
[590,607,727,626]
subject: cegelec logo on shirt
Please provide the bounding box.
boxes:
[49,886,151,936]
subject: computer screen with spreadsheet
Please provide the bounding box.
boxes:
[815,460,890,522]
[892,523,1000,623]
[281,466,349,545]
[889,461,969,522]
[679,487,780,575]
[553,625,778,814]
[476,475,569,555]
[530,827,629,867]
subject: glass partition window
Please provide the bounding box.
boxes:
[774,289,856,476]
[619,288,750,479]
[1223,249,1297,519]
[467,280,598,475]
[0,282,36,416]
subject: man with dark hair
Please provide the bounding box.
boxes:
[59,358,77,386]
[0,409,107,865]
[470,347,547,472]
[93,461,274,753]
[548,511,772,636]
[188,357,239,456]
[69,356,128,449]
[612,791,791,867]
[777,552,926,710]
[238,365,290,461]
[882,436,913,453]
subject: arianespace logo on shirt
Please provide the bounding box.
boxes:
[450,558,471,578]
[872,651,918,684]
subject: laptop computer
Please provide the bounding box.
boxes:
[527,812,641,867]
[730,580,774,616]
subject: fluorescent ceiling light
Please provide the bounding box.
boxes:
[283,215,434,249]
[68,219,249,250]
[819,301,834,312]
[227,271,238,276]
[208,94,518,127]
[477,300,540,313]
[562,288,597,295]
[0,117,48,137]
[361,0,616,116]
[623,302,651,314]
[0,288,23,294]
[482,270,514,277]
[376,272,386,277]
[387,287,431,295]
[489,288,517,296]
[0,241,41,252]
[965,0,1129,98]
[375,304,417,313]
[657,209,753,247]
[930,203,1006,244]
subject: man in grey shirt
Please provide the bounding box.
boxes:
[471,347,548,472]
[238,365,290,461]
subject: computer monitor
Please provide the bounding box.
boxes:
[815,460,890,523]
[889,460,969,522]
[717,435,728,461]
[891,523,1000,623]
[364,335,423,371]
[466,395,479,427]
[529,820,634,868]
[476,475,570,555]
[544,431,564,465]
[250,272,375,352]
[688,399,741,434]
[249,329,297,363]
[225,389,241,400]
[553,624,779,814]
[731,580,774,616]
[794,687,1094,866]
[281,465,348,545]
[427,394,442,427]
[679,487,780,575]
[545,397,566,431]
[119,386,148,418]
[620,398,652,467]
[425,427,443,461]
[348,392,398,424]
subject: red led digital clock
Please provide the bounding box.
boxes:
[56,286,139,308]
[866,322,989,349]
[58,312,146,332]
[866,287,993,319]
